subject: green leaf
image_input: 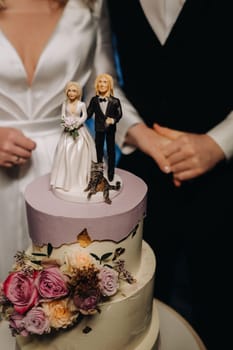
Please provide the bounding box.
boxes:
[71,129,79,140]
[115,247,125,256]
[101,252,113,262]
[31,260,42,265]
[131,224,139,237]
[47,243,53,257]
[32,253,47,257]
[90,253,100,261]
[83,326,92,334]
[103,264,113,269]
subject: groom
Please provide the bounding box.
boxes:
[87,73,122,181]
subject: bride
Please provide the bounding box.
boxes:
[50,81,97,198]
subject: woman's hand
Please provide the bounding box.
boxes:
[154,123,225,186]
[0,127,36,168]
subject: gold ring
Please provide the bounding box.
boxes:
[15,155,20,163]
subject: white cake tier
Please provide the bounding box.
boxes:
[16,241,158,350]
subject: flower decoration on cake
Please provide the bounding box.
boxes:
[0,246,135,337]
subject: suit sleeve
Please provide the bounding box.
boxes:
[87,97,95,119]
[115,99,122,123]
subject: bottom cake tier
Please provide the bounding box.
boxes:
[16,241,159,350]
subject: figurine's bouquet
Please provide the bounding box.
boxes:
[61,116,81,140]
[0,246,134,337]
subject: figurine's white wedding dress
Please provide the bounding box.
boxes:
[50,100,96,200]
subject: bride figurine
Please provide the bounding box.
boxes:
[50,81,97,201]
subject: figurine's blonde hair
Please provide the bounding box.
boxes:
[65,81,82,100]
[94,73,114,97]
[0,0,96,10]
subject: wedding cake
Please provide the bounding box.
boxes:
[0,167,159,350]
[0,78,159,348]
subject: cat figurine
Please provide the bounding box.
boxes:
[84,161,121,204]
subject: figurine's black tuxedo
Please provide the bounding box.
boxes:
[87,95,122,180]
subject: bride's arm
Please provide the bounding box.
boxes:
[78,102,88,125]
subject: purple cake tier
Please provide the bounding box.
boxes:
[25,168,147,247]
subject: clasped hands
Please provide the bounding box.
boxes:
[153,123,225,187]
[128,123,225,187]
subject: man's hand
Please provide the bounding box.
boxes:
[154,123,225,186]
[105,117,115,126]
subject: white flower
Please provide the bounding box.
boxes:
[61,116,79,130]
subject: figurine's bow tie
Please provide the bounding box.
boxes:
[99,98,107,102]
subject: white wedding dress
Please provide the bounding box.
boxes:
[50,101,96,200]
[0,0,140,280]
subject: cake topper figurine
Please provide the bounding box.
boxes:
[50,80,121,204]
[50,81,97,197]
[87,73,122,182]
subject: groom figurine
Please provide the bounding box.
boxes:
[87,73,122,181]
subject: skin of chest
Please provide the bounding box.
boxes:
[0,0,64,84]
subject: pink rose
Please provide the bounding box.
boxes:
[9,313,28,336]
[3,271,39,314]
[98,267,119,297]
[24,307,50,335]
[36,267,68,299]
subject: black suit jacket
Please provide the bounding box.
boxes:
[87,95,122,132]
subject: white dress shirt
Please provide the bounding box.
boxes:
[139,0,185,45]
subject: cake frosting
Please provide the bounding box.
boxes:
[1,168,159,350]
[16,242,157,350]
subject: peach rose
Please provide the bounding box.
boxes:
[42,299,78,329]
[67,251,94,269]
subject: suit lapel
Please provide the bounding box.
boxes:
[106,96,115,116]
